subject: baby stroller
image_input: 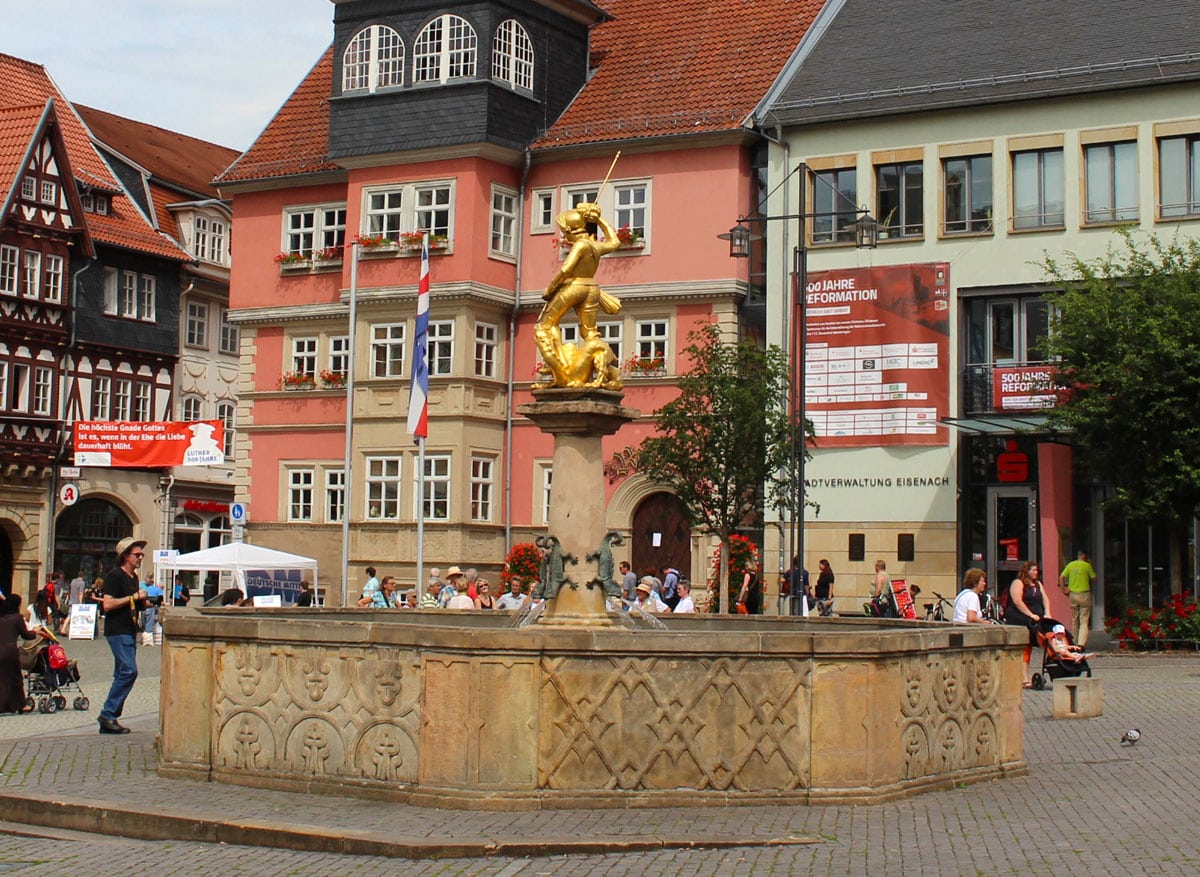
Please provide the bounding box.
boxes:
[20,632,89,713]
[1030,617,1093,690]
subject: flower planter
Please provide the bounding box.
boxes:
[282,382,316,391]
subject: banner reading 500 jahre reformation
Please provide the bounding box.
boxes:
[74,421,225,467]
[799,262,950,447]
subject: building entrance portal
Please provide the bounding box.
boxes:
[987,486,1037,591]
[54,498,132,585]
[630,492,691,582]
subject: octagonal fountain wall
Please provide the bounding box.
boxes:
[158,609,1027,809]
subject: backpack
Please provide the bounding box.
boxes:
[46,642,68,670]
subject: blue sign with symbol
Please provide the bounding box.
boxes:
[230,502,246,522]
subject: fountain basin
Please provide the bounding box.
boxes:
[159,610,1027,809]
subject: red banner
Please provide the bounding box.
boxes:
[992,366,1057,411]
[74,421,225,468]
[801,263,950,447]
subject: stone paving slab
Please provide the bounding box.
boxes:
[0,651,1197,875]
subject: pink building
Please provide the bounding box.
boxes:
[218,0,826,600]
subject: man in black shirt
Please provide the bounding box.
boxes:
[99,536,148,734]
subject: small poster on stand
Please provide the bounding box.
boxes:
[68,604,98,640]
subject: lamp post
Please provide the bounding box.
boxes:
[724,162,877,614]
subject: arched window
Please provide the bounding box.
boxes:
[181,394,202,422]
[343,24,405,93]
[414,14,477,84]
[492,19,533,91]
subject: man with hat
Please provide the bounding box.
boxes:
[439,566,465,607]
[98,536,150,734]
[633,577,668,613]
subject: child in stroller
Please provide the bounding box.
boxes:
[1030,618,1093,690]
[20,631,89,713]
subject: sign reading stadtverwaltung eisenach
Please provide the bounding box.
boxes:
[74,420,225,467]
[799,262,950,448]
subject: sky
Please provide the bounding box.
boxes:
[0,1,335,151]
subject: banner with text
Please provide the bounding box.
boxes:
[800,262,951,447]
[992,365,1058,411]
[74,421,225,468]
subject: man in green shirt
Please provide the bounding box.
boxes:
[1059,549,1097,648]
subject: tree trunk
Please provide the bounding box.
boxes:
[718,538,729,615]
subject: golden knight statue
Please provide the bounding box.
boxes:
[534,202,624,390]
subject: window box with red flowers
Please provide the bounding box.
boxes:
[398,232,451,254]
[312,246,343,270]
[319,369,347,389]
[355,233,398,257]
[274,251,310,273]
[614,225,644,250]
[623,353,666,378]
[279,371,316,391]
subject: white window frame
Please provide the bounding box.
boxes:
[92,376,110,420]
[362,181,454,243]
[343,24,405,93]
[194,216,209,262]
[562,320,622,362]
[219,308,239,356]
[0,245,18,295]
[217,401,236,459]
[329,335,350,376]
[371,323,406,378]
[292,336,318,377]
[636,319,669,363]
[208,217,227,263]
[492,19,534,91]
[181,395,203,422]
[119,271,137,316]
[21,177,35,200]
[133,382,151,422]
[427,320,454,376]
[418,454,451,520]
[32,366,53,416]
[43,254,63,303]
[325,468,346,523]
[365,456,402,520]
[490,185,518,258]
[288,468,315,522]
[284,203,347,255]
[22,251,40,299]
[139,275,156,321]
[470,456,494,522]
[474,322,497,378]
[413,14,477,84]
[113,378,132,421]
[530,188,555,233]
[0,363,7,411]
[186,300,210,348]
[561,180,651,249]
[40,180,56,205]
[8,364,28,413]
[539,463,553,526]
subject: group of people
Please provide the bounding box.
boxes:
[620,563,695,614]
[356,565,530,612]
[954,550,1097,687]
[778,557,837,616]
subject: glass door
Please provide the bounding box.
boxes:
[987,486,1038,592]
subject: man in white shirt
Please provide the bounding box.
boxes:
[953,569,989,624]
[496,579,528,611]
[673,581,695,613]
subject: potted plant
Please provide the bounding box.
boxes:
[279,370,315,390]
[354,233,395,253]
[623,353,666,377]
[615,225,643,248]
[274,251,308,269]
[312,246,343,263]
[319,368,347,389]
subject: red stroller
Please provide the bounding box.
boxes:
[19,632,90,713]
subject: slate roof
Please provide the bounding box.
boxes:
[534,0,828,149]
[759,0,1200,126]
[0,52,190,261]
[216,48,337,186]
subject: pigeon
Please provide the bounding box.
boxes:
[1120,729,1141,746]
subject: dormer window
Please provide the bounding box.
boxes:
[414,14,477,84]
[492,19,534,91]
[343,24,405,93]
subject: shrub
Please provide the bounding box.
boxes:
[1107,591,1200,649]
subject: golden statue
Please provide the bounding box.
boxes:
[534,201,624,390]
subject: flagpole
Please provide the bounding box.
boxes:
[408,233,432,601]
[340,241,359,607]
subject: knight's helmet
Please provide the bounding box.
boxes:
[556,206,597,238]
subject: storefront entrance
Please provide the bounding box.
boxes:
[986,485,1038,590]
[630,492,691,581]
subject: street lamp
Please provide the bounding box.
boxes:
[724,162,877,614]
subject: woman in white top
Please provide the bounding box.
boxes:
[953,568,989,623]
[673,581,695,613]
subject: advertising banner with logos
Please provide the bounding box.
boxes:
[800,262,951,447]
[74,421,224,467]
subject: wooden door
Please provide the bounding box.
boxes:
[630,492,692,581]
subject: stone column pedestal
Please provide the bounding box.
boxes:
[517,389,638,626]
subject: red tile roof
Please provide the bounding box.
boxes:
[0,103,47,203]
[77,104,239,198]
[0,52,190,261]
[536,0,828,148]
[216,48,337,185]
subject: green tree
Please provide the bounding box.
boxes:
[635,323,797,613]
[1043,231,1200,523]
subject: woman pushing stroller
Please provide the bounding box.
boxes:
[1005,561,1047,688]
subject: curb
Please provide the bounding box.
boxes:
[0,792,819,859]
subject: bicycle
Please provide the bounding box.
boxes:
[922,592,954,621]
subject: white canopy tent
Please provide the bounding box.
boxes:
[158,543,318,605]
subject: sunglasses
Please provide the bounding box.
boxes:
[131,552,145,558]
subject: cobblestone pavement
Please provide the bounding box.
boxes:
[0,651,1196,875]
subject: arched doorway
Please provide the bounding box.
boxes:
[630,492,692,581]
[54,498,132,584]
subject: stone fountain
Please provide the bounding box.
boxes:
[158,200,1027,809]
